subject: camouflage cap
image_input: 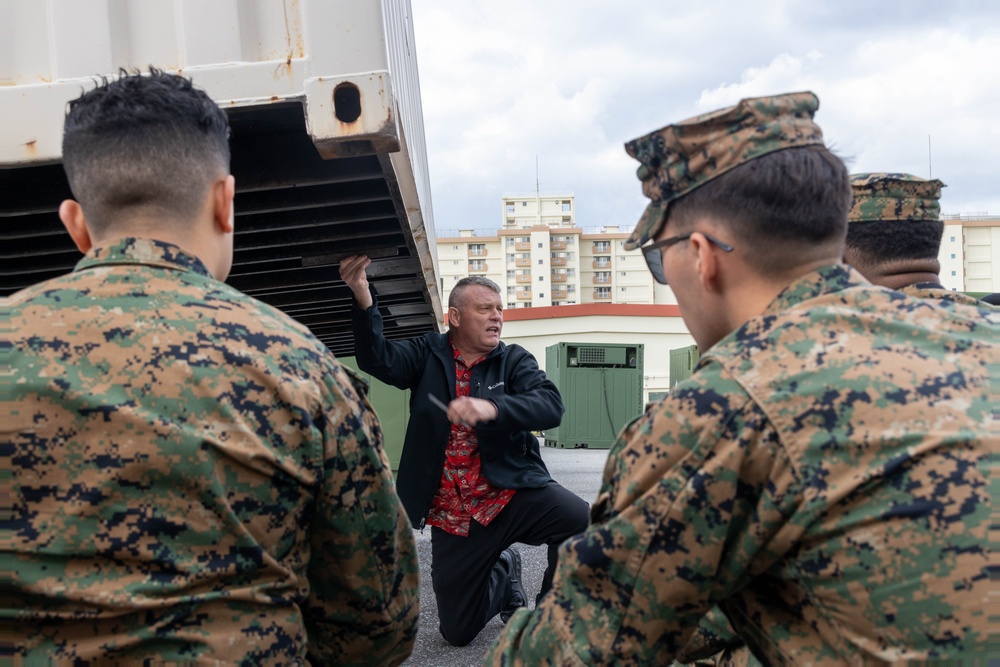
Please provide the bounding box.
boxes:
[623,91,825,251]
[848,173,945,223]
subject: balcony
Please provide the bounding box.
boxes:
[551,273,567,283]
[515,242,531,250]
[516,291,533,301]
[468,263,488,273]
[594,274,611,284]
[550,241,567,250]
[515,274,533,284]
[551,288,568,299]
[593,290,612,300]
[514,258,532,267]
[592,260,611,269]
[551,256,567,266]
[592,243,612,254]
[467,247,488,257]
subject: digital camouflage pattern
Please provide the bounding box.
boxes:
[487,265,995,665]
[848,173,944,223]
[899,282,995,310]
[623,92,824,250]
[2,238,419,665]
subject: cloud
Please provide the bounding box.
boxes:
[412,1,1000,230]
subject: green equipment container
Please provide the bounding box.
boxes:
[340,357,409,472]
[669,344,700,388]
[544,343,643,449]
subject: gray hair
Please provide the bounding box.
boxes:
[449,276,501,309]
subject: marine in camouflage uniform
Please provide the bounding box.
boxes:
[486,93,994,665]
[845,172,992,309]
[2,71,418,665]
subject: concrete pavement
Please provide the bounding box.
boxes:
[402,444,609,667]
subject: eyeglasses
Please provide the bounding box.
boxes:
[640,232,734,285]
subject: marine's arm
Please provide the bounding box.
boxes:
[303,362,419,667]
[485,366,797,665]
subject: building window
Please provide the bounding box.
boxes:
[538,276,544,282]
[453,260,460,265]
[620,287,627,292]
[469,259,485,271]
[595,272,611,283]
[538,242,543,248]
[594,241,611,252]
[453,245,459,250]
[469,244,485,255]
[506,204,515,213]
[951,271,957,276]
[950,236,956,242]
[507,270,516,279]
[621,271,627,276]
[538,259,543,265]
[522,201,528,207]
[951,253,956,259]
[539,292,545,298]
[562,201,571,212]
[595,257,610,268]
[595,287,611,299]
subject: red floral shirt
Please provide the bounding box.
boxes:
[425,344,516,536]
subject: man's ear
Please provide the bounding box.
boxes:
[212,174,236,234]
[448,305,461,328]
[59,199,93,254]
[690,232,721,292]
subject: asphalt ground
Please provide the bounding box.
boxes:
[401,443,609,667]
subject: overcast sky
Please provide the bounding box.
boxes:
[410,0,1000,233]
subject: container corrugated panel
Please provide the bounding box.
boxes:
[2,0,442,357]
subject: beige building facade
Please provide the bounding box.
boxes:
[436,193,674,309]
[938,214,1000,294]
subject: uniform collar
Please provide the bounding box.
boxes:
[761,264,866,317]
[75,237,212,278]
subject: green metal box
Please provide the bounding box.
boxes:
[340,357,409,472]
[544,343,644,449]
[669,344,700,388]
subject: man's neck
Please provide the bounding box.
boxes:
[871,258,941,290]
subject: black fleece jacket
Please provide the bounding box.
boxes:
[350,292,562,527]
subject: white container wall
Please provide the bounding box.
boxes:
[2,0,443,353]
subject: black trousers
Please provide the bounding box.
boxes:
[430,481,589,646]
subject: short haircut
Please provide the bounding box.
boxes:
[62,68,231,232]
[844,219,944,267]
[668,146,851,275]
[449,276,501,309]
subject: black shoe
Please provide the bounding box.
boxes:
[499,546,526,623]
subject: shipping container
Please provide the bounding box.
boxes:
[2,0,443,356]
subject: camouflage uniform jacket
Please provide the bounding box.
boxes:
[899,281,996,310]
[2,238,419,666]
[487,265,994,665]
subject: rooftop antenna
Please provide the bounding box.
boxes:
[536,156,541,226]
[928,134,932,179]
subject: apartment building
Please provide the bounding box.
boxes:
[437,194,666,309]
[938,214,1000,293]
